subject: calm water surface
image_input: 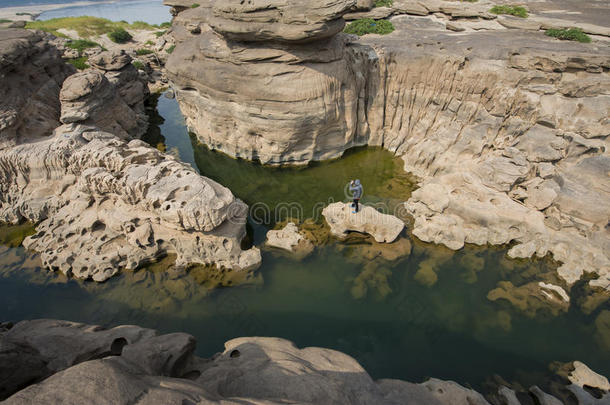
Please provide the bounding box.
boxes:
[1,94,609,396]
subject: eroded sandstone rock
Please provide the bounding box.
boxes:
[323,202,405,243]
[0,29,74,150]
[265,222,314,258]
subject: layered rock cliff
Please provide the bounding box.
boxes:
[0,29,261,281]
[3,319,608,404]
[165,1,610,292]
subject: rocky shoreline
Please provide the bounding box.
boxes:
[1,318,609,404]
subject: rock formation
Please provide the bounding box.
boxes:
[0,29,74,150]
[165,0,362,164]
[166,1,610,293]
[0,29,261,281]
[4,319,607,404]
[323,202,405,243]
[265,222,314,258]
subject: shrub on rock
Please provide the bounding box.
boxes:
[344,18,395,36]
[109,28,132,43]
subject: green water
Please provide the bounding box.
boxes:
[1,93,609,397]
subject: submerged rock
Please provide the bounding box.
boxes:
[265,222,314,259]
[322,202,405,243]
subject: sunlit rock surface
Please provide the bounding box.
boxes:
[323,202,405,243]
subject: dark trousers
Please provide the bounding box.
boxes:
[352,198,360,212]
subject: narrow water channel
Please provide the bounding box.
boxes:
[0,92,608,396]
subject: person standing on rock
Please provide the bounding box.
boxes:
[349,179,363,213]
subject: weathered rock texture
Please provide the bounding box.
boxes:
[0,30,261,281]
[323,202,405,243]
[166,2,610,292]
[0,29,74,150]
[5,319,607,404]
[265,222,314,258]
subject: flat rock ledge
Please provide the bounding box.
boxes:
[2,319,608,404]
[265,222,314,258]
[323,202,405,243]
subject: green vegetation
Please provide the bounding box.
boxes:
[132,60,145,70]
[0,19,12,23]
[166,45,176,54]
[489,5,528,18]
[0,222,36,248]
[545,27,591,43]
[65,39,101,53]
[155,30,166,38]
[344,18,395,36]
[191,3,200,8]
[16,12,34,16]
[374,0,393,6]
[108,27,132,43]
[136,48,154,55]
[146,40,154,45]
[66,56,89,70]
[25,16,169,39]
[159,22,172,28]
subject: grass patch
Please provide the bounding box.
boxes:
[25,16,162,38]
[158,22,171,28]
[191,3,200,7]
[154,30,166,38]
[146,40,154,45]
[374,0,393,6]
[132,60,145,70]
[136,48,153,55]
[166,45,176,54]
[0,19,12,23]
[66,56,89,70]
[490,5,528,18]
[65,38,100,53]
[545,27,591,43]
[0,222,37,248]
[344,18,395,36]
[108,27,132,43]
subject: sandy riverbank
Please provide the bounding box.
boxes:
[0,1,114,21]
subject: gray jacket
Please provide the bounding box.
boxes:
[349,179,363,199]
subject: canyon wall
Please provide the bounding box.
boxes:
[166,2,610,292]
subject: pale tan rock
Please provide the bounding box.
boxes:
[0,125,261,281]
[497,15,541,31]
[344,7,395,21]
[209,0,356,42]
[392,0,429,16]
[568,361,610,391]
[323,202,405,243]
[265,222,314,258]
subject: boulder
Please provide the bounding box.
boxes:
[322,202,405,243]
[265,222,314,258]
[344,7,395,21]
[0,29,74,150]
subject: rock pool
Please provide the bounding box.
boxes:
[1,93,609,395]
